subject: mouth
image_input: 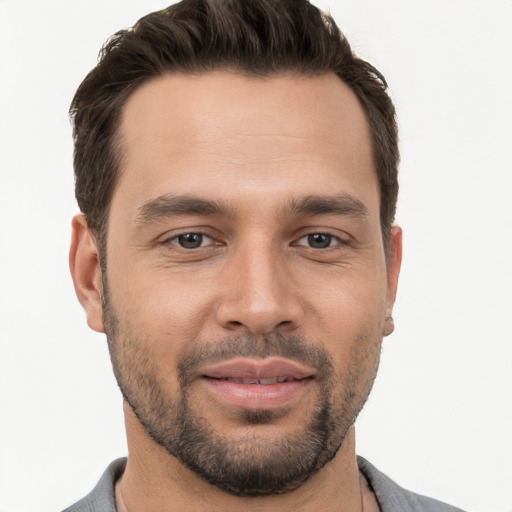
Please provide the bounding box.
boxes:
[198,358,315,410]
[207,376,302,384]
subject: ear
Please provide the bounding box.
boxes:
[383,225,402,337]
[69,214,105,333]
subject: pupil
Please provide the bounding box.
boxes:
[179,233,202,248]
[308,233,331,248]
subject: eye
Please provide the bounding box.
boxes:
[169,233,214,249]
[296,233,337,249]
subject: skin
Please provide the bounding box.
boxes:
[70,71,402,511]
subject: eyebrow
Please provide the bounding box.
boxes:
[135,193,369,226]
[136,194,234,225]
[280,194,369,219]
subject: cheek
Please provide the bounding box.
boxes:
[308,267,388,329]
[308,270,387,363]
[107,267,217,356]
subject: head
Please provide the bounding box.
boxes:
[70,0,399,257]
[69,0,401,499]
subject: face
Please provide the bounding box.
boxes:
[71,72,401,496]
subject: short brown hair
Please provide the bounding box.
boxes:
[70,0,399,253]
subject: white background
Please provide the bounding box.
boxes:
[0,1,511,511]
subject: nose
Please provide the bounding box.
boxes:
[215,242,304,335]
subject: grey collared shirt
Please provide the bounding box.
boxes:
[62,456,466,512]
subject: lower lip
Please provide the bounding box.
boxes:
[201,378,313,410]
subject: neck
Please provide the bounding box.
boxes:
[118,404,364,512]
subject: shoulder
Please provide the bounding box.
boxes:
[357,456,467,512]
[61,458,127,512]
[62,456,466,511]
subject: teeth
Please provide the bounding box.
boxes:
[222,376,292,384]
[242,378,259,384]
[258,378,277,385]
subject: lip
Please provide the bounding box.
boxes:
[200,357,316,380]
[199,357,315,410]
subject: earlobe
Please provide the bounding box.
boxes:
[383,226,402,337]
[69,214,105,333]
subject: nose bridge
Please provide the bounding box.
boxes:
[216,233,302,334]
[243,241,282,306]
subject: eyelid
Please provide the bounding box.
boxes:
[295,235,333,248]
[173,233,213,248]
[159,230,221,247]
[156,228,350,249]
[293,231,350,247]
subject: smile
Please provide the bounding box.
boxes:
[209,376,299,384]
[198,358,315,410]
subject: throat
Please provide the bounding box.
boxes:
[359,471,381,512]
[115,478,129,512]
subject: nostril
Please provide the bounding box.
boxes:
[217,299,304,335]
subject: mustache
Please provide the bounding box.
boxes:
[177,333,334,386]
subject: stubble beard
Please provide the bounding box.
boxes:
[102,279,381,497]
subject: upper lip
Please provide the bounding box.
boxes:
[199,357,316,381]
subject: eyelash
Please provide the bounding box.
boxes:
[294,232,347,249]
[161,231,347,251]
[162,231,218,249]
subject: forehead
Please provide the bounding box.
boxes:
[113,71,377,219]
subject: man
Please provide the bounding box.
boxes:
[65,0,464,510]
